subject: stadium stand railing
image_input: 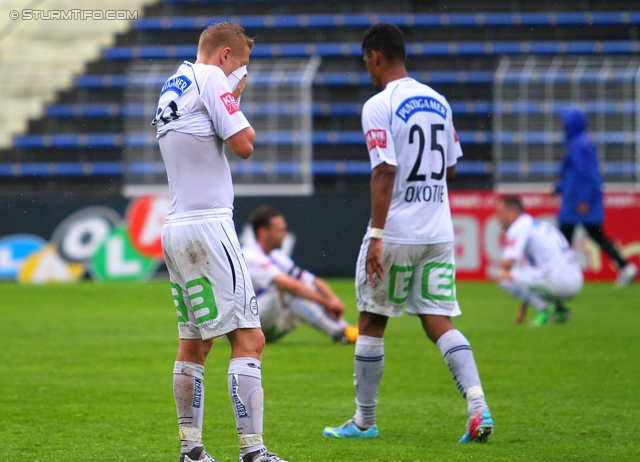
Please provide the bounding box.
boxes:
[494,55,640,185]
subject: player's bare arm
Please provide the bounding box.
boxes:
[446,165,457,181]
[272,273,336,311]
[496,259,515,280]
[515,301,528,324]
[313,278,346,318]
[367,162,395,285]
[226,126,255,159]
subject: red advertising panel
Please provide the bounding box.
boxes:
[125,195,169,260]
[451,191,640,281]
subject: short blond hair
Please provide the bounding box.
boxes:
[197,22,255,60]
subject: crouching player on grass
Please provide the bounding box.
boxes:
[494,195,583,326]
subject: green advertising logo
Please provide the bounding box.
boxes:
[90,226,158,282]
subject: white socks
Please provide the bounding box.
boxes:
[174,361,205,455]
[353,335,384,429]
[498,280,548,312]
[351,330,488,428]
[290,298,346,340]
[174,358,270,459]
[228,358,265,458]
[436,329,488,416]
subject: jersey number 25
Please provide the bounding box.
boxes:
[407,124,445,182]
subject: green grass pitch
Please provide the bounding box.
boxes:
[1,279,639,461]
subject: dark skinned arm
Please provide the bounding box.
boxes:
[367,162,396,285]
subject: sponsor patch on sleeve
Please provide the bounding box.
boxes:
[365,129,387,151]
[220,92,240,115]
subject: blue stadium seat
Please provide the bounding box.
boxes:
[133,12,640,30]
[44,101,492,118]
[73,71,494,89]
[494,101,636,114]
[6,3,639,192]
[103,40,640,60]
[14,130,492,148]
[0,159,492,178]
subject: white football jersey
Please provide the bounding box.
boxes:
[362,77,463,244]
[242,240,315,294]
[152,61,251,216]
[152,61,250,138]
[503,213,578,272]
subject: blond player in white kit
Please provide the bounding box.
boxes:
[323,23,494,444]
[495,195,583,326]
[152,22,287,462]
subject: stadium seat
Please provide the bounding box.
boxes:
[2,1,639,193]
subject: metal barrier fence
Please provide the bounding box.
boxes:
[493,55,640,186]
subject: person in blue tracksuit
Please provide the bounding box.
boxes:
[553,106,637,287]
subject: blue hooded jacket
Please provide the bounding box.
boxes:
[555,107,604,225]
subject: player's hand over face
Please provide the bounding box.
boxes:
[366,238,384,285]
[233,76,247,101]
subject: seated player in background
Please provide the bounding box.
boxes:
[495,195,584,326]
[242,205,358,344]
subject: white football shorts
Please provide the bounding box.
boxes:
[356,238,462,318]
[255,288,299,342]
[162,208,260,340]
[511,264,583,301]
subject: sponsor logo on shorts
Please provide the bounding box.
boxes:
[201,320,217,329]
[365,129,387,151]
[220,92,240,115]
[250,296,259,315]
[231,374,248,418]
[192,378,203,408]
